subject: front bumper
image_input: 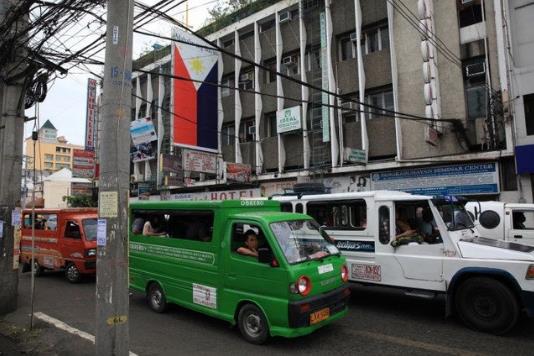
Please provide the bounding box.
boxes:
[288,286,351,328]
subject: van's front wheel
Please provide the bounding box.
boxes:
[65,263,81,283]
[147,283,167,313]
[237,304,269,344]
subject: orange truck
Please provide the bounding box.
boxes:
[19,208,98,283]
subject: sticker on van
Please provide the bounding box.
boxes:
[193,283,217,309]
[318,264,334,274]
[130,242,215,265]
[351,263,381,282]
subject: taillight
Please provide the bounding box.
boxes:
[527,265,534,280]
[341,264,349,283]
[296,276,312,296]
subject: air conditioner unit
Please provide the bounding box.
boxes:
[466,62,486,77]
[239,72,253,82]
[279,11,292,23]
[282,55,297,66]
[350,32,357,42]
[341,101,357,114]
[248,125,256,136]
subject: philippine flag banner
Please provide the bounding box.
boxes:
[171,28,219,152]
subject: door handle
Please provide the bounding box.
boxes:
[514,235,523,239]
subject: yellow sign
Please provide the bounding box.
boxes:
[106,315,128,326]
[99,191,118,218]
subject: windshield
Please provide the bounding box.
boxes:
[270,220,340,265]
[83,219,97,241]
[435,203,474,231]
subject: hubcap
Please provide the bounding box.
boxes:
[152,290,162,307]
[244,313,262,336]
[67,265,79,280]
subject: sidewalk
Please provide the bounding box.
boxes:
[0,312,94,356]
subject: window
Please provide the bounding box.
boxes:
[221,124,235,146]
[379,206,390,244]
[524,93,534,136]
[365,89,394,119]
[260,19,275,32]
[240,31,253,41]
[231,223,269,260]
[380,27,389,50]
[264,59,277,83]
[83,219,97,241]
[339,35,355,61]
[512,211,534,230]
[366,30,379,54]
[131,210,214,242]
[364,25,388,54]
[295,203,303,213]
[394,201,444,244]
[223,38,234,48]
[23,213,57,231]
[306,200,367,230]
[458,1,483,28]
[239,118,255,143]
[281,203,293,212]
[501,157,518,191]
[44,162,53,169]
[65,221,81,239]
[221,75,234,97]
[264,112,277,137]
[56,163,70,169]
[44,154,54,161]
[466,85,487,120]
[282,53,300,77]
[238,69,254,91]
[56,147,61,153]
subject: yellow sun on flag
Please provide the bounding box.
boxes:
[190,57,204,75]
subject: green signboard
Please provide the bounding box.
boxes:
[277,106,302,133]
[344,148,368,164]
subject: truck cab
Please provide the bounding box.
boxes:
[273,191,534,334]
[466,201,534,246]
[20,208,98,283]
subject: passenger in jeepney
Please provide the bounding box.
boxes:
[395,207,417,239]
[237,230,259,257]
[143,216,167,237]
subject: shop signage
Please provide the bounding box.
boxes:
[343,148,367,164]
[72,149,96,178]
[277,106,301,133]
[226,162,251,183]
[182,149,218,174]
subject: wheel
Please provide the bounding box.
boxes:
[65,263,81,283]
[33,261,43,277]
[454,277,519,335]
[147,283,167,313]
[237,304,269,344]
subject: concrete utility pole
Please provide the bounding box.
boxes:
[95,0,133,354]
[0,0,26,315]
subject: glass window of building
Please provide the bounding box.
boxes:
[44,154,54,161]
[524,93,534,136]
[239,118,255,143]
[238,69,254,91]
[380,26,389,50]
[338,35,354,61]
[221,124,235,146]
[365,88,394,119]
[366,30,379,54]
[466,85,487,120]
[264,59,276,83]
[221,75,234,97]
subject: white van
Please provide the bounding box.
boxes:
[466,201,534,246]
[272,191,534,334]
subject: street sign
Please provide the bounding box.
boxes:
[277,106,301,133]
[344,148,367,164]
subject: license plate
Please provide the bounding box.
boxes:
[310,307,330,325]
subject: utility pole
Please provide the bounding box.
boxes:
[95,0,133,354]
[0,0,26,315]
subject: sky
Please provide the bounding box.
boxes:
[24,0,217,146]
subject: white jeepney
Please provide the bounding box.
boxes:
[273,190,534,334]
[466,201,534,246]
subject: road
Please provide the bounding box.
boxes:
[11,271,534,355]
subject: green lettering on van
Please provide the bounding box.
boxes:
[130,242,215,265]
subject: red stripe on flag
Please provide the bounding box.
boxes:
[172,46,197,146]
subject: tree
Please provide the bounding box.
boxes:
[62,195,97,207]
[207,0,252,22]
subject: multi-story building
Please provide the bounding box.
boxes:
[130,0,526,201]
[24,120,84,176]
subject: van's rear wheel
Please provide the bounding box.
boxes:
[237,304,269,344]
[65,263,81,283]
[455,277,519,335]
[33,261,43,277]
[147,283,167,313]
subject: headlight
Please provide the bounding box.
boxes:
[86,248,96,257]
[526,265,534,280]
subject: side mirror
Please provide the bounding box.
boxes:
[258,247,274,265]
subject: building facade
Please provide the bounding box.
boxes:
[130,0,527,201]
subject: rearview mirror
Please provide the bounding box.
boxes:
[257,247,273,264]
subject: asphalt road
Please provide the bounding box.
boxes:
[9,271,534,355]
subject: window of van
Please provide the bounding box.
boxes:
[23,213,58,231]
[65,221,81,239]
[307,200,367,230]
[231,223,271,262]
[83,219,97,241]
[512,211,534,230]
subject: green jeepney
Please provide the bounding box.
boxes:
[129,199,350,344]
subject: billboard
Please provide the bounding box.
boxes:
[277,106,301,134]
[72,149,95,178]
[171,27,218,152]
[182,148,217,174]
[130,117,157,146]
[85,78,97,151]
[370,162,499,195]
[226,163,251,183]
[131,143,155,163]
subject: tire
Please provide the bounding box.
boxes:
[237,304,270,345]
[147,283,167,313]
[33,261,43,277]
[454,277,519,335]
[65,263,81,283]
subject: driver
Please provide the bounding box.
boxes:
[237,230,259,257]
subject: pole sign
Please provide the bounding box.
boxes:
[84,78,97,151]
[277,106,302,133]
[343,147,368,164]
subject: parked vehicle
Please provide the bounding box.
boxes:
[19,208,98,283]
[129,199,350,344]
[466,201,534,246]
[272,191,534,334]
